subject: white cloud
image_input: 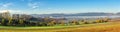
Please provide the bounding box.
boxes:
[2,3,13,8]
[0,10,8,13]
[28,2,40,9]
[0,3,13,10]
[0,10,25,14]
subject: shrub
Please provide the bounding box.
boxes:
[84,21,89,24]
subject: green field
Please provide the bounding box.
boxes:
[0,22,108,29]
[0,22,119,32]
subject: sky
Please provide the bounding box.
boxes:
[0,0,120,14]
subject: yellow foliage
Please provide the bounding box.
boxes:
[19,19,24,24]
[49,20,56,26]
[96,19,102,23]
[2,19,4,24]
[8,18,12,24]
[60,20,65,26]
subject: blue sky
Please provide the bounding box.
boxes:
[0,0,120,14]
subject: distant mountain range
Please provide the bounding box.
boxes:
[31,12,120,17]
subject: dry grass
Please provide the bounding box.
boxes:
[0,22,120,32]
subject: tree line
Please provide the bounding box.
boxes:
[0,17,110,27]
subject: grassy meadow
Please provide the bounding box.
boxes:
[0,22,120,32]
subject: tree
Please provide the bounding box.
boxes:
[84,21,89,24]
[48,20,56,26]
[104,17,110,22]
[1,19,8,26]
[7,18,12,25]
[96,19,103,23]
[60,20,65,26]
[2,19,5,24]
[81,20,85,22]
[71,20,79,25]
[19,19,24,24]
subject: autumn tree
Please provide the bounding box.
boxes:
[95,18,102,23]
[70,19,79,25]
[48,20,56,26]
[60,20,65,26]
[103,17,110,22]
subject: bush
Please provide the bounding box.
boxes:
[84,21,89,24]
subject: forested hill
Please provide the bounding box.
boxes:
[31,12,117,17]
